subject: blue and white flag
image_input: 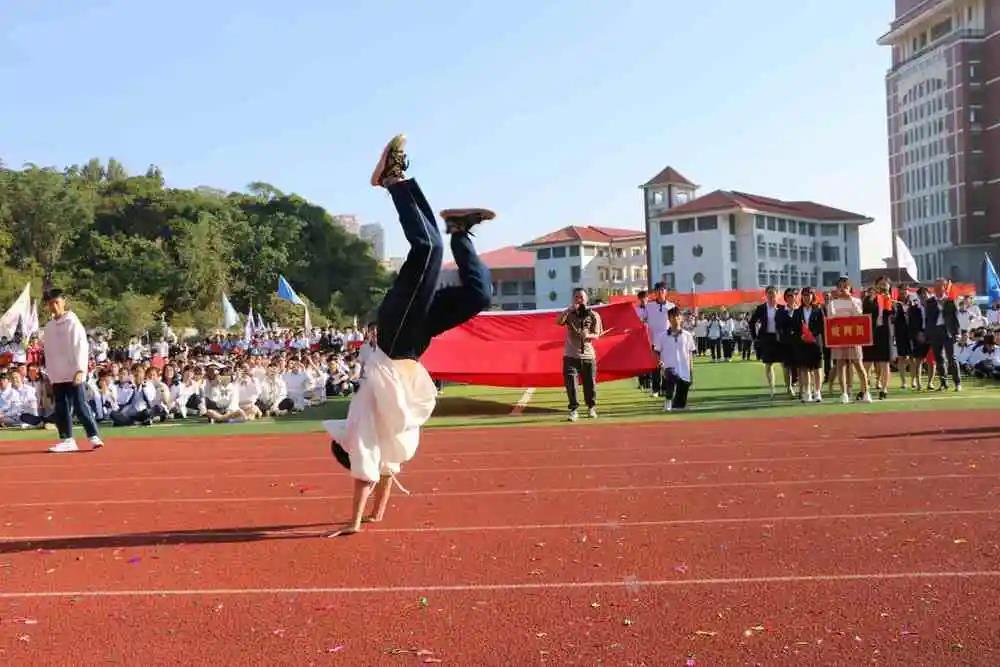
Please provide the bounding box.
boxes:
[221,293,240,329]
[256,310,265,331]
[984,253,1000,304]
[277,275,304,306]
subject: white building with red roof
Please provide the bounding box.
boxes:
[641,166,873,292]
[520,225,648,308]
[440,245,538,310]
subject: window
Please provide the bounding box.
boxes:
[547,268,557,279]
[778,219,787,232]
[632,267,644,282]
[522,281,535,295]
[522,302,535,310]
[678,218,695,233]
[790,273,799,287]
[692,272,705,286]
[659,220,674,235]
[766,217,777,231]
[552,246,566,258]
[731,268,738,290]
[696,215,718,231]
[730,240,737,262]
[583,245,597,257]
[809,224,817,237]
[729,214,736,235]
[651,190,665,206]
[822,271,841,286]
[663,272,676,290]
[692,244,704,258]
[612,268,624,282]
[490,282,497,296]
[501,281,519,296]
[501,303,518,311]
[779,245,788,259]
[569,246,580,257]
[798,222,808,235]
[598,268,609,282]
[768,243,778,258]
[597,248,608,257]
[570,266,581,283]
[661,245,675,266]
[756,215,765,229]
[614,247,625,258]
[536,248,551,260]
[631,247,643,257]
[821,244,840,262]
[821,224,840,237]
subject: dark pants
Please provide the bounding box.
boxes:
[20,413,47,427]
[696,337,707,356]
[738,337,752,360]
[722,339,734,360]
[928,326,961,387]
[52,382,99,440]
[376,179,491,360]
[662,369,691,408]
[563,356,596,411]
[650,350,663,394]
[823,344,832,378]
[708,338,721,360]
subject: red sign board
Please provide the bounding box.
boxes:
[824,315,873,348]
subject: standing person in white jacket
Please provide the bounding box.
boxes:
[41,289,104,452]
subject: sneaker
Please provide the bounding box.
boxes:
[48,439,79,453]
[89,436,105,449]
[878,390,887,401]
[440,208,496,235]
[370,134,408,187]
[840,393,850,405]
[955,384,962,393]
[861,392,873,403]
[663,401,672,412]
[651,392,659,398]
[588,407,598,419]
[568,410,578,422]
[815,392,823,403]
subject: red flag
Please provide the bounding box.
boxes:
[877,293,893,313]
[801,321,816,344]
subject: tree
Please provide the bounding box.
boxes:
[246,181,284,200]
[81,158,104,183]
[105,157,127,181]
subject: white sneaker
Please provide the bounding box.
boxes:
[651,392,659,398]
[89,436,105,449]
[861,392,873,403]
[815,392,823,403]
[48,439,79,453]
[568,410,578,422]
[663,401,672,412]
[588,407,598,419]
[840,393,850,405]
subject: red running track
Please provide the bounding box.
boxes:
[1,412,999,665]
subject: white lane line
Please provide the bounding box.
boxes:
[510,388,536,416]
[2,449,995,485]
[3,509,996,543]
[0,571,998,599]
[0,473,995,508]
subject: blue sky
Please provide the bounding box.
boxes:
[2,0,894,267]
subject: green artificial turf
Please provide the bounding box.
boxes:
[1,358,994,441]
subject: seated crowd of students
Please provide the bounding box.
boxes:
[0,325,377,430]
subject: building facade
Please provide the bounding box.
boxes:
[641,168,871,292]
[332,214,361,236]
[878,0,1000,286]
[359,223,386,261]
[520,226,648,308]
[439,245,537,311]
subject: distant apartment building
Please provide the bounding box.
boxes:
[641,167,871,291]
[878,0,1000,286]
[332,214,361,236]
[359,223,386,261]
[520,226,648,308]
[440,245,537,310]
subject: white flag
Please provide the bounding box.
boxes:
[303,304,312,335]
[0,283,31,339]
[895,235,919,283]
[23,300,39,339]
[245,305,255,342]
[221,293,240,329]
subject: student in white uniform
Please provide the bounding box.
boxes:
[235,365,262,420]
[655,307,696,411]
[203,370,245,423]
[171,366,202,419]
[282,358,313,412]
[646,282,676,397]
[258,361,293,416]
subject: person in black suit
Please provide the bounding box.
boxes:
[776,288,799,397]
[861,277,894,400]
[891,287,914,390]
[791,287,825,402]
[749,286,783,398]
[924,278,961,391]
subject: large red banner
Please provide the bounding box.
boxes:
[420,303,658,387]
[824,315,873,348]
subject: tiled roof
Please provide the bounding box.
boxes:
[442,245,534,271]
[521,225,646,248]
[655,189,871,222]
[642,166,696,188]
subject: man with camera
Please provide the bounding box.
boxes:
[557,288,603,422]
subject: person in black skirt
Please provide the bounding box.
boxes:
[861,277,894,400]
[907,286,936,390]
[776,287,800,398]
[791,286,825,402]
[892,284,914,390]
[749,286,784,398]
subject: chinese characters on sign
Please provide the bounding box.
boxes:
[824,315,873,348]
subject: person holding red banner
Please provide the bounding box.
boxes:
[791,287,825,403]
[828,277,872,404]
[324,134,494,536]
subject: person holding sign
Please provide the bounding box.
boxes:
[827,277,872,404]
[791,287,825,403]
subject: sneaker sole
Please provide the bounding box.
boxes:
[439,208,497,221]
[370,134,406,186]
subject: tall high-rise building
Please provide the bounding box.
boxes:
[878,0,999,286]
[360,223,386,261]
[332,214,361,236]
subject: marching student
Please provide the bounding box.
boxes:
[828,277,872,404]
[907,288,934,389]
[777,288,800,398]
[891,291,914,390]
[656,306,696,411]
[862,277,894,400]
[645,283,673,397]
[41,289,105,452]
[925,278,962,391]
[324,134,493,536]
[791,287,825,403]
[749,286,783,397]
[634,290,651,391]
